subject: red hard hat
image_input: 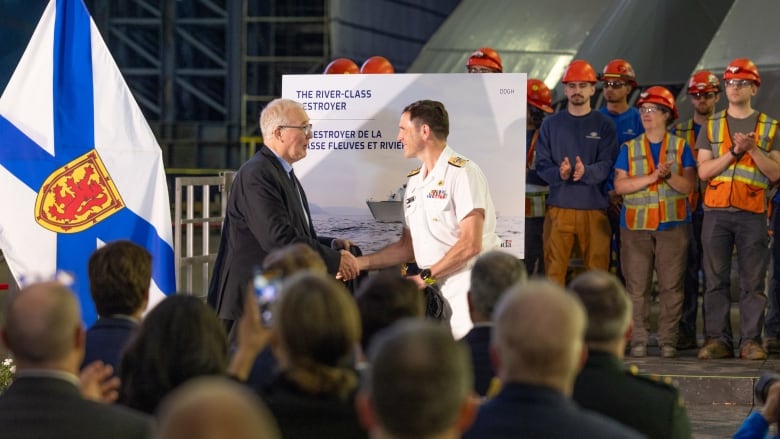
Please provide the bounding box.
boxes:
[360,56,394,74]
[638,86,678,121]
[687,70,720,94]
[324,58,359,74]
[467,47,503,73]
[601,59,637,86]
[527,79,553,113]
[724,58,760,86]
[562,60,597,84]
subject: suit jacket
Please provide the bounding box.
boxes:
[208,146,341,320]
[461,324,494,396]
[573,350,691,439]
[82,316,138,371]
[0,375,153,439]
[463,382,646,439]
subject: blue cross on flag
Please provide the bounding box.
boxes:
[0,0,175,324]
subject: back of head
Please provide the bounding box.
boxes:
[88,240,151,317]
[3,281,81,366]
[364,319,472,438]
[262,243,327,277]
[119,294,228,414]
[402,99,449,141]
[492,280,586,390]
[469,251,527,320]
[356,271,424,352]
[157,376,281,439]
[275,272,361,398]
[568,271,631,344]
[259,98,304,140]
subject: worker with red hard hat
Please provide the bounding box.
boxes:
[613,86,696,359]
[466,47,503,73]
[670,70,721,351]
[697,58,780,361]
[524,78,554,275]
[534,59,618,285]
[323,58,359,74]
[360,56,394,74]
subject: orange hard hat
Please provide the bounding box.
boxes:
[687,70,720,94]
[562,59,597,84]
[724,58,760,86]
[638,86,678,121]
[601,59,637,86]
[360,56,394,74]
[467,47,503,73]
[324,58,359,74]
[527,79,553,113]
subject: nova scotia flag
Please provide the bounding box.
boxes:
[0,0,175,324]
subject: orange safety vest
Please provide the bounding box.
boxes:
[672,119,701,211]
[703,110,778,214]
[623,133,689,230]
[526,129,548,218]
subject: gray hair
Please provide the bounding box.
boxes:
[469,250,527,317]
[568,270,631,343]
[259,98,304,139]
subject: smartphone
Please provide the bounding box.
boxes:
[253,270,281,326]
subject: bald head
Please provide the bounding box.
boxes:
[156,377,281,439]
[2,282,82,367]
[492,280,586,393]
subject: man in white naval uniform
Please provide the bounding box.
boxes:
[357,99,500,338]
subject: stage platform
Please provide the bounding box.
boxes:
[628,344,776,438]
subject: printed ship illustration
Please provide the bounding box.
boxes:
[366,184,405,223]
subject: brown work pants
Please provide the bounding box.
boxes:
[543,207,610,286]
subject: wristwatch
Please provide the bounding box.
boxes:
[420,268,437,285]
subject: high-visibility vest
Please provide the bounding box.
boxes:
[703,110,778,213]
[526,129,548,218]
[672,119,702,210]
[623,133,689,230]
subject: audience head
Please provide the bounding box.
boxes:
[118,294,228,414]
[156,376,281,439]
[468,250,527,322]
[262,243,327,277]
[88,240,151,318]
[356,271,424,353]
[568,270,632,351]
[273,272,361,399]
[492,279,587,395]
[358,320,475,439]
[2,281,83,371]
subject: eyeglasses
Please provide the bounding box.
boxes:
[278,123,313,136]
[467,66,498,73]
[690,92,716,100]
[639,106,665,114]
[603,81,626,89]
[725,79,753,89]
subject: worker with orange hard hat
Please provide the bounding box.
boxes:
[697,58,780,361]
[466,47,503,73]
[323,58,359,74]
[670,70,721,351]
[534,60,618,285]
[613,86,696,359]
[360,56,394,74]
[525,78,554,275]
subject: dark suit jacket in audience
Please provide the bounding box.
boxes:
[259,373,368,439]
[0,375,153,439]
[82,316,139,371]
[573,350,691,439]
[463,382,645,439]
[461,323,494,396]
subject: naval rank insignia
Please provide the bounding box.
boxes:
[35,150,124,233]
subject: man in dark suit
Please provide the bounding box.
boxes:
[208,98,359,333]
[0,281,153,439]
[463,280,644,439]
[82,240,150,371]
[570,270,692,439]
[461,250,526,396]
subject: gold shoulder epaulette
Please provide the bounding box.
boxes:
[407,167,421,177]
[448,156,469,167]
